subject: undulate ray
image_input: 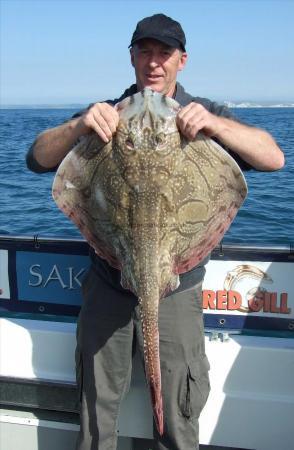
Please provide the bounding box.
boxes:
[52,88,247,435]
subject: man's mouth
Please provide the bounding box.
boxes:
[145,74,163,81]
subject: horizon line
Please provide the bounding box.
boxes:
[1,101,294,109]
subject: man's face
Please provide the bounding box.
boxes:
[130,39,187,97]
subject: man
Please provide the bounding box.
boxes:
[26,13,284,450]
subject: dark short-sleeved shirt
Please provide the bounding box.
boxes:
[26,82,251,294]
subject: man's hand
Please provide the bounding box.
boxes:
[29,102,120,171]
[176,102,221,140]
[176,102,284,171]
[80,102,120,143]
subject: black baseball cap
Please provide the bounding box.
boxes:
[129,14,186,51]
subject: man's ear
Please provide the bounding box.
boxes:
[178,52,188,72]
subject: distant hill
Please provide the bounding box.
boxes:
[224,101,294,108]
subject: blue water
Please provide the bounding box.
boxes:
[0,107,293,244]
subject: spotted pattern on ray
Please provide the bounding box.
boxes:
[52,88,247,435]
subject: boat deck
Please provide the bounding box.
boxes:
[0,236,293,450]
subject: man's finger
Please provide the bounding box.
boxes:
[99,106,119,134]
[180,117,207,141]
[90,111,113,141]
[177,111,204,134]
[87,119,111,143]
[84,102,119,140]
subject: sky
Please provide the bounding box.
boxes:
[1,0,294,105]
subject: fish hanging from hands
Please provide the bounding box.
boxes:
[52,88,247,435]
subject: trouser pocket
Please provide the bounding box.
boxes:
[182,355,210,419]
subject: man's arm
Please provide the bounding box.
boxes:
[177,103,285,171]
[27,103,119,172]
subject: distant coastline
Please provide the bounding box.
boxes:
[224,101,294,109]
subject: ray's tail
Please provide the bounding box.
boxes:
[131,191,164,435]
[139,291,164,435]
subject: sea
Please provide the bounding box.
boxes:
[0,106,293,246]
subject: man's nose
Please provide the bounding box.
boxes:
[149,60,159,68]
[147,54,160,67]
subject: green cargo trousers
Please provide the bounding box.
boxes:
[75,267,210,450]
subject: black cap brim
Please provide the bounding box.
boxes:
[129,34,186,52]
